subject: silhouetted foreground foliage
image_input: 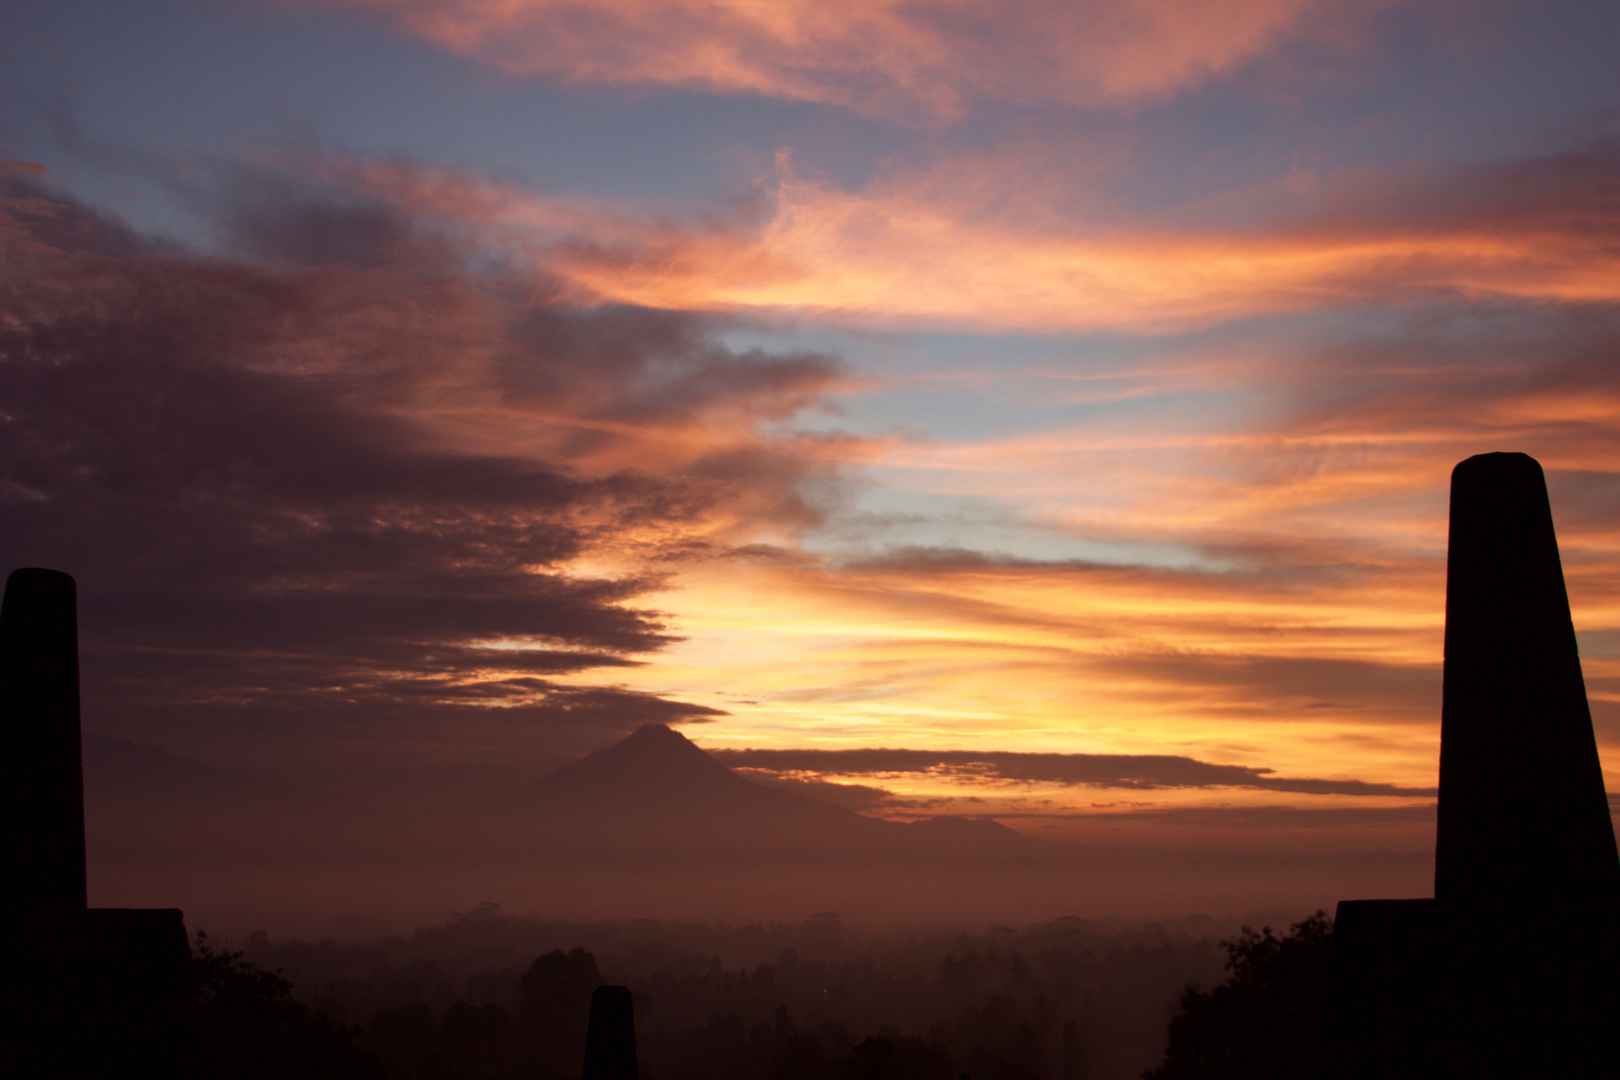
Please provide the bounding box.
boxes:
[4,929,381,1079]
[192,933,380,1079]
[1143,911,1332,1080]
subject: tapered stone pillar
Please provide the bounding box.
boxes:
[0,567,194,1078]
[1324,454,1620,1078]
[582,985,637,1080]
[1432,452,1620,1077]
[1434,452,1620,913]
[0,567,88,916]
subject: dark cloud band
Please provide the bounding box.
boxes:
[0,169,832,759]
[710,747,1436,797]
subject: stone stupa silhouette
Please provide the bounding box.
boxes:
[0,568,194,1078]
[1323,453,1620,1078]
[583,984,638,1080]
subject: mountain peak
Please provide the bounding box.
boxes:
[621,723,694,748]
[498,722,898,844]
[594,722,722,766]
[533,722,745,802]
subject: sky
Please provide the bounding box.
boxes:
[3,0,1619,865]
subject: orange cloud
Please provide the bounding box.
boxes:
[575,307,1620,828]
[297,0,1327,119]
[329,148,1620,333]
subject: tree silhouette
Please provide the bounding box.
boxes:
[848,1034,957,1080]
[1143,912,1332,1080]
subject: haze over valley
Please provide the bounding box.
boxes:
[87,722,1430,937]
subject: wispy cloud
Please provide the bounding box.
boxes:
[298,0,1332,120]
[330,144,1620,333]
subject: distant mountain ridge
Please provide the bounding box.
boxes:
[86,723,1058,860]
[83,734,371,815]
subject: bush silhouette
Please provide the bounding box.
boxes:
[193,933,378,1079]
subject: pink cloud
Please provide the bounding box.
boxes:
[295,0,1329,119]
[318,144,1620,333]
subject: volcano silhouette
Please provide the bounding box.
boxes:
[518,723,816,810]
[495,724,912,857]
